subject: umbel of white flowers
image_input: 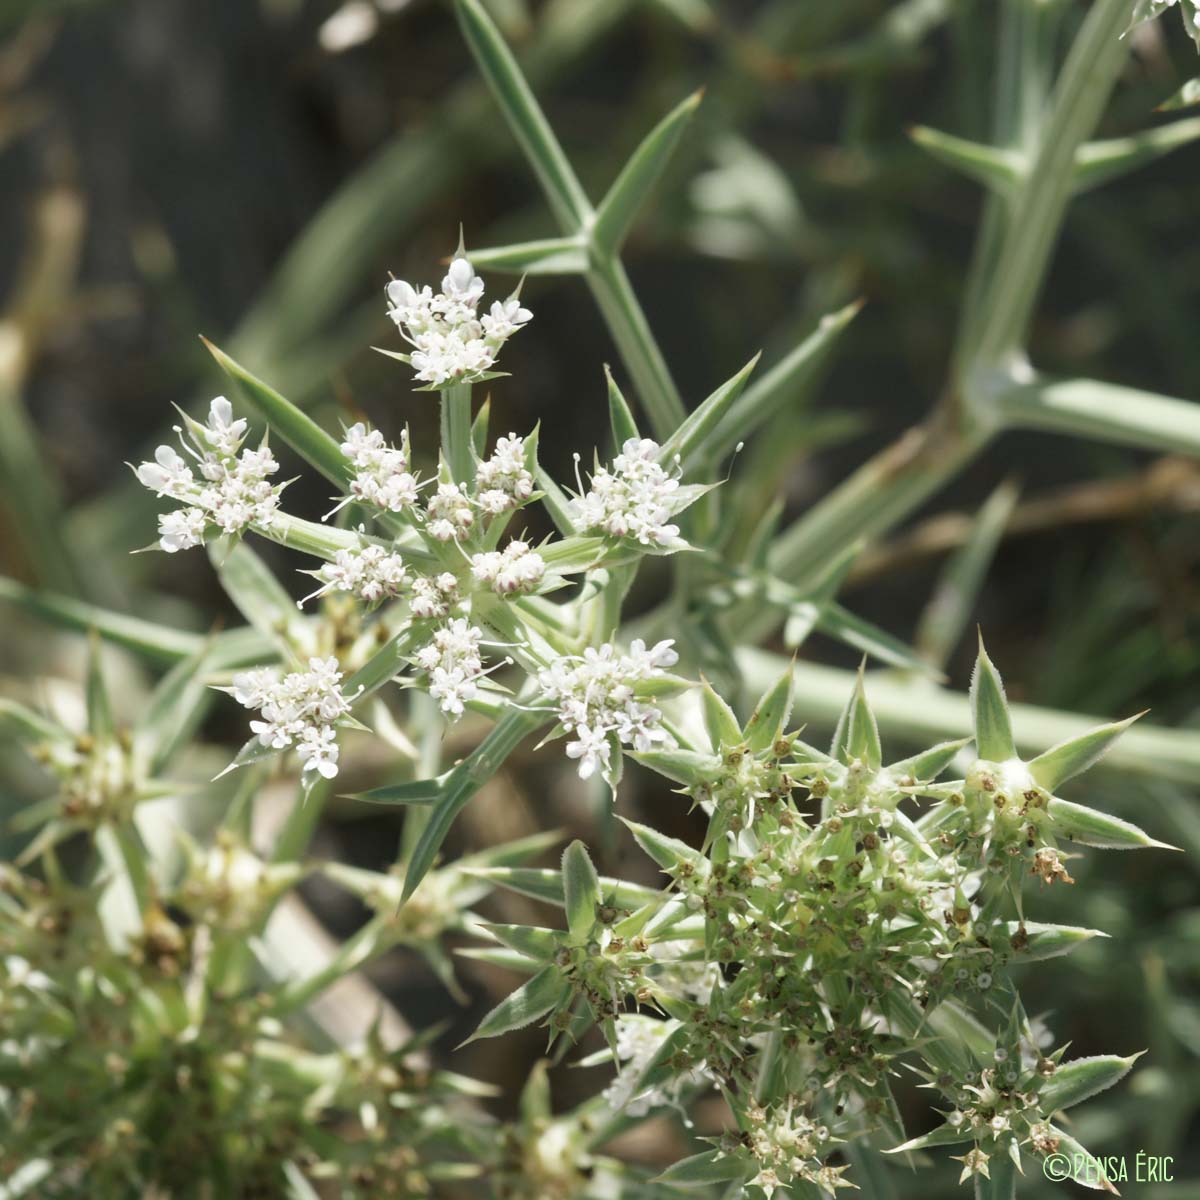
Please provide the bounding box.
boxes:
[537,639,680,782]
[385,255,532,388]
[132,397,283,552]
[227,658,355,780]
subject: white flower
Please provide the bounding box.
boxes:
[413,618,484,717]
[538,639,679,782]
[470,540,545,595]
[410,572,460,620]
[425,481,474,542]
[384,254,532,389]
[203,396,248,456]
[475,433,534,513]
[135,445,192,497]
[570,438,685,548]
[304,543,409,605]
[134,398,283,552]
[158,507,207,553]
[336,422,419,514]
[480,297,533,342]
[229,656,354,779]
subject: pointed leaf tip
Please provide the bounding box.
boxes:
[1028,712,1144,791]
[970,637,1015,762]
[562,840,600,942]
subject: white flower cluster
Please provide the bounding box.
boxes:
[538,639,678,781]
[602,1015,712,1118]
[410,572,460,620]
[135,397,281,552]
[230,657,354,779]
[413,618,485,717]
[425,482,474,542]
[305,543,408,606]
[571,438,683,548]
[470,540,545,595]
[385,256,532,388]
[475,433,534,514]
[339,422,419,513]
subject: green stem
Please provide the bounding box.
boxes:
[272,777,334,865]
[969,0,1132,367]
[441,382,475,486]
[588,258,686,441]
[995,374,1200,458]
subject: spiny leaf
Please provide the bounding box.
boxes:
[592,89,703,255]
[619,817,703,872]
[477,923,561,960]
[471,395,491,459]
[520,1060,553,1123]
[342,626,422,701]
[889,737,971,783]
[654,1149,749,1186]
[705,299,862,464]
[699,677,742,749]
[403,707,545,899]
[630,747,722,786]
[831,666,881,770]
[886,1121,974,1154]
[970,637,1015,762]
[202,339,352,489]
[463,964,571,1044]
[817,602,933,675]
[466,235,587,275]
[1074,116,1200,193]
[657,353,760,471]
[1028,713,1143,791]
[351,776,445,806]
[606,366,640,447]
[1046,797,1177,851]
[909,125,1022,192]
[562,840,601,942]
[742,659,794,753]
[1004,921,1108,962]
[1038,1052,1144,1113]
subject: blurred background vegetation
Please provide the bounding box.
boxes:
[1,0,1198,1193]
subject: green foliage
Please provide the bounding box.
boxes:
[2,0,1199,1196]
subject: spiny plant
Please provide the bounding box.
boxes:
[2,0,1199,1197]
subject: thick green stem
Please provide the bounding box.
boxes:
[995,374,1200,458]
[968,0,1132,368]
[441,381,475,485]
